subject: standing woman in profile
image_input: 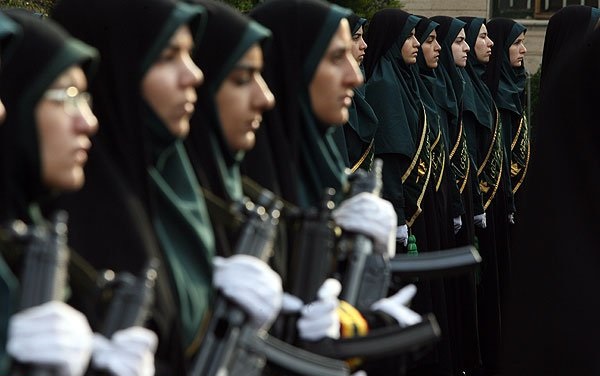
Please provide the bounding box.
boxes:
[457,16,506,376]
[50,0,283,373]
[0,10,99,375]
[184,0,276,259]
[483,17,527,315]
[426,15,483,376]
[413,16,455,254]
[428,15,481,248]
[0,10,154,376]
[331,13,379,173]
[363,9,430,254]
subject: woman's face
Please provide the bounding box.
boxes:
[421,29,441,68]
[474,23,494,63]
[452,28,470,67]
[309,18,363,125]
[351,25,367,64]
[36,65,98,191]
[401,28,420,64]
[142,25,203,138]
[509,31,527,67]
[216,43,275,152]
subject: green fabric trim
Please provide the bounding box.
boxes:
[0,12,21,63]
[148,141,215,349]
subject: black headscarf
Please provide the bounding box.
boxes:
[243,0,352,208]
[429,16,467,119]
[458,17,495,130]
[51,0,211,367]
[539,5,600,93]
[363,9,421,157]
[484,18,527,116]
[458,16,503,211]
[502,26,600,375]
[0,9,97,224]
[186,0,271,205]
[340,13,378,171]
[415,16,447,119]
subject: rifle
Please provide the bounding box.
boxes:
[98,258,159,337]
[338,159,391,310]
[9,211,70,376]
[190,189,351,376]
[287,188,338,305]
[283,187,442,363]
[189,190,282,376]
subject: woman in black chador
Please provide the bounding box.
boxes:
[458,16,506,375]
[501,25,600,376]
[420,15,482,376]
[539,5,600,94]
[483,17,528,324]
[363,9,430,254]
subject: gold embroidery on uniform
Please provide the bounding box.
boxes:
[350,139,374,173]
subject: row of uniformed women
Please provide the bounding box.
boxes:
[335,9,531,376]
[338,5,600,376]
[0,0,424,375]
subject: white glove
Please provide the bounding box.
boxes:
[474,213,487,228]
[370,284,422,328]
[91,327,157,376]
[7,301,93,376]
[508,212,515,225]
[352,371,367,376]
[332,192,397,257]
[396,224,408,247]
[297,278,341,341]
[213,254,283,328]
[453,216,462,234]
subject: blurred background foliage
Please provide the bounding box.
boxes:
[1,0,402,18]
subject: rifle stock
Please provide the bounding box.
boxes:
[389,245,482,278]
[303,313,441,360]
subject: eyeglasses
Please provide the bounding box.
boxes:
[43,86,93,116]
